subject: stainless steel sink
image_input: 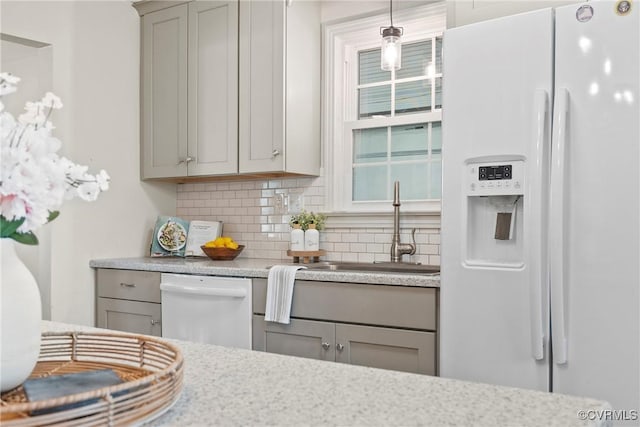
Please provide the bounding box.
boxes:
[303,261,440,275]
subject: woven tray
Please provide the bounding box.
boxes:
[1,331,183,426]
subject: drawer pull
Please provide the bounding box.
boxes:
[120,282,136,288]
[336,344,344,352]
[150,319,161,326]
[321,342,331,350]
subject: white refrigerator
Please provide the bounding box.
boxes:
[440,0,639,417]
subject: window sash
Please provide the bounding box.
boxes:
[346,33,443,210]
[345,114,442,206]
[323,2,446,214]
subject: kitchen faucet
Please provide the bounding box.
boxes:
[390,181,416,262]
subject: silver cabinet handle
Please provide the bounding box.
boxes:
[151,319,161,326]
[271,149,280,158]
[176,156,195,165]
[120,282,136,288]
[336,344,344,351]
[321,342,331,350]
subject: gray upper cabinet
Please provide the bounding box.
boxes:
[141,4,188,179]
[238,0,320,175]
[139,1,239,179]
[187,1,239,176]
[137,0,320,180]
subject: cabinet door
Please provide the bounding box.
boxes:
[97,298,162,337]
[141,4,188,179]
[187,1,239,176]
[238,0,285,173]
[335,324,436,375]
[252,316,334,361]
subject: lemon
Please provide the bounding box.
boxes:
[205,236,239,249]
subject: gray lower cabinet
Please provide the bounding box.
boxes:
[335,324,435,375]
[252,279,438,375]
[253,317,335,362]
[97,298,161,337]
[95,269,162,337]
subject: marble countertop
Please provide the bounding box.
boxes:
[42,321,608,427]
[89,257,440,288]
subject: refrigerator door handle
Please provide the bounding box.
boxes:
[529,89,548,361]
[550,88,569,365]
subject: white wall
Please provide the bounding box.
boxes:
[1,37,54,319]
[321,0,433,23]
[1,1,176,326]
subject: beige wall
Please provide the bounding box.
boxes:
[1,1,176,326]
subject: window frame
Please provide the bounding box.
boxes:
[322,3,446,217]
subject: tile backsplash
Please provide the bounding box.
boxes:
[176,176,441,265]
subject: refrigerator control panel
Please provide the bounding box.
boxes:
[467,160,524,196]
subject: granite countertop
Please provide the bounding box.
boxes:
[89,257,440,288]
[42,321,608,426]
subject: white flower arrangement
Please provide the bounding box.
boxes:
[0,72,110,245]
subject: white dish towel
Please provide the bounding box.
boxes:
[264,265,307,324]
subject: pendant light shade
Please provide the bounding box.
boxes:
[380,0,403,71]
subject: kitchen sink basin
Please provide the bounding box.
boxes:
[302,261,440,275]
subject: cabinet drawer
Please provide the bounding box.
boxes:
[96,269,161,303]
[252,279,437,331]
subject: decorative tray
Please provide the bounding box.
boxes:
[1,331,184,426]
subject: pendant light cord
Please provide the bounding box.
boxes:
[389,0,394,27]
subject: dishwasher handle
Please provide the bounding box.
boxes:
[160,282,247,298]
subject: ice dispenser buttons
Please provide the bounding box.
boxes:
[466,160,525,197]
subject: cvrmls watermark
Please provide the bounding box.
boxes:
[577,409,639,422]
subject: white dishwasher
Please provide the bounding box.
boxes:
[160,273,252,349]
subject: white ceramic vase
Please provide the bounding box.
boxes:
[1,238,42,392]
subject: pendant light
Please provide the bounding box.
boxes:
[380,0,403,71]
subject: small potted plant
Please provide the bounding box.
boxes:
[289,210,326,232]
[289,211,326,253]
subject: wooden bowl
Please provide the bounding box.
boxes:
[200,245,244,261]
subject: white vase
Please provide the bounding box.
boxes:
[1,238,41,392]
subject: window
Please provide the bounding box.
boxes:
[324,3,445,215]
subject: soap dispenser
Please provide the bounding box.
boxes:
[290,223,304,251]
[304,223,319,251]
